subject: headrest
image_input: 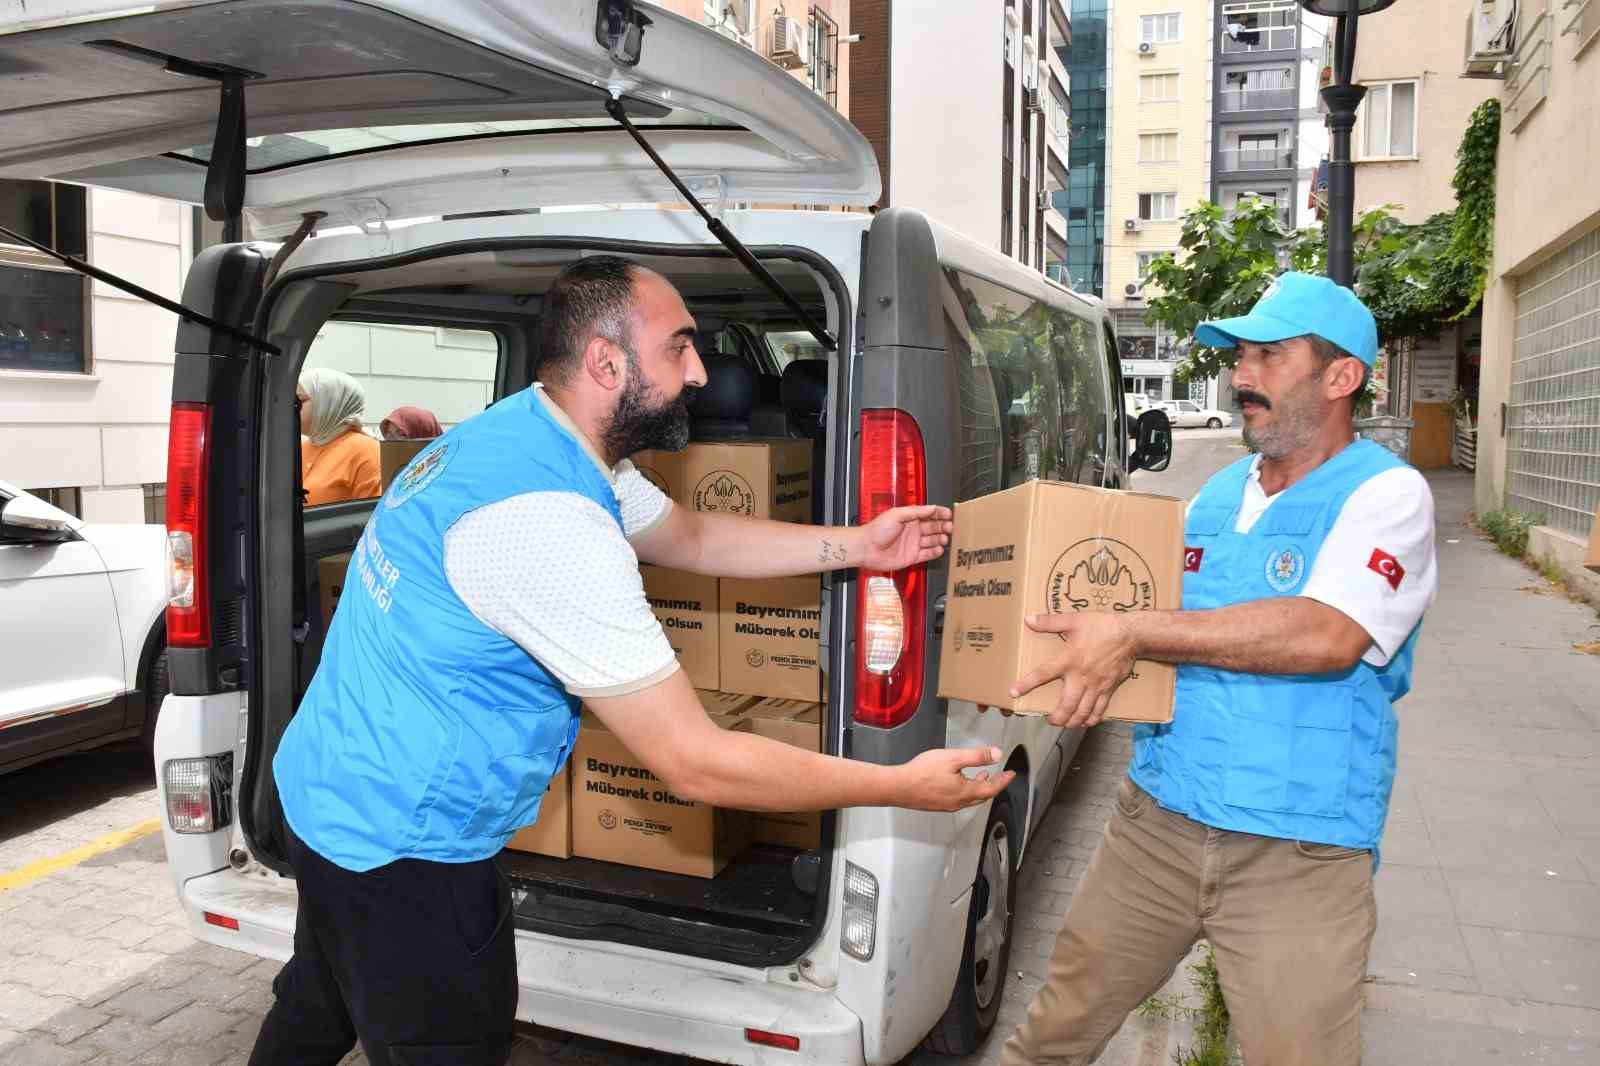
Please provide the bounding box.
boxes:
[689,353,756,420]
[781,360,828,437]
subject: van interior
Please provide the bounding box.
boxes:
[259,242,847,969]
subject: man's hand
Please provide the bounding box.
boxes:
[1009,611,1139,729]
[856,505,955,572]
[892,747,1016,811]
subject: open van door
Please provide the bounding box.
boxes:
[0,0,880,235]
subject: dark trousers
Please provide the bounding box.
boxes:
[247,825,518,1066]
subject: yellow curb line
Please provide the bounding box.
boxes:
[0,817,162,894]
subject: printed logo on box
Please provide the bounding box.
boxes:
[1047,539,1157,619]
[695,470,756,515]
[746,648,767,668]
[597,809,618,831]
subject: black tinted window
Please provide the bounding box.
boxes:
[1050,306,1112,485]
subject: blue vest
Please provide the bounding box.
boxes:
[274,388,619,872]
[1129,439,1419,852]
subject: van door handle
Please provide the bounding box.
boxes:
[933,594,947,640]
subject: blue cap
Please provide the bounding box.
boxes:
[1194,272,1379,367]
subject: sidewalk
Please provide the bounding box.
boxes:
[923,469,1600,1066]
[1359,469,1600,1063]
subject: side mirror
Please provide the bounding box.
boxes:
[1128,409,1173,474]
[0,494,76,543]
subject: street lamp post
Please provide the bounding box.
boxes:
[1299,0,1399,288]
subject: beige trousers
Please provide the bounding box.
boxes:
[1000,777,1378,1066]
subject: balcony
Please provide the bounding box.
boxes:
[1219,86,1296,112]
[1221,25,1297,53]
[1219,146,1295,172]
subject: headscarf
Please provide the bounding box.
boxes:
[380,405,444,441]
[300,367,367,446]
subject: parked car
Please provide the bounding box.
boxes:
[0,480,168,773]
[1158,399,1233,429]
[0,3,1171,1062]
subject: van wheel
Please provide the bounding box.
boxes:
[923,794,1019,1056]
[141,646,170,754]
[1207,417,1222,428]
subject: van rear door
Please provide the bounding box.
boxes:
[0,0,879,234]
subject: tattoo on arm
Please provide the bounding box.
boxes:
[818,539,848,564]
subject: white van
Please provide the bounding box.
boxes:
[0,3,1172,1062]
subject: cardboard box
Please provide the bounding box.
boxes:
[936,480,1184,723]
[318,552,352,627]
[631,449,688,503]
[1585,507,1600,574]
[696,690,759,717]
[504,766,571,859]
[379,438,433,491]
[683,439,812,522]
[571,713,750,878]
[741,700,824,850]
[719,576,822,701]
[641,566,720,690]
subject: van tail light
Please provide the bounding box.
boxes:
[853,409,927,730]
[163,752,234,834]
[165,402,213,648]
[839,861,879,960]
[204,912,240,931]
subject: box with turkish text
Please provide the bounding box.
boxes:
[641,566,720,689]
[696,690,759,717]
[936,480,1183,723]
[570,713,750,878]
[683,440,812,522]
[719,576,822,701]
[1584,506,1600,574]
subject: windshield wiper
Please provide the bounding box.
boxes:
[605,97,838,353]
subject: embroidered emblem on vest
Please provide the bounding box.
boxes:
[385,440,452,509]
[1263,544,1307,592]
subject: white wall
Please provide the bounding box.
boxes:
[1,187,187,524]
[2,187,501,525]
[888,0,1004,252]
[302,321,499,434]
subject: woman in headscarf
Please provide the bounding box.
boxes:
[379,405,444,441]
[298,367,382,505]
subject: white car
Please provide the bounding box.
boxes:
[1158,399,1234,429]
[0,480,169,773]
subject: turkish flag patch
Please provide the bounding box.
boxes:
[1368,548,1404,590]
[1184,547,1205,573]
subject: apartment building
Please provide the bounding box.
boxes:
[850,0,1072,275]
[1104,0,1213,403]
[1472,0,1600,598]
[1060,0,1109,292]
[660,0,852,114]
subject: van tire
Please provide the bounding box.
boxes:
[140,645,169,754]
[923,794,1019,1056]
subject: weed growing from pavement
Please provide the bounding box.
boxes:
[1135,943,1236,1066]
[1477,509,1537,558]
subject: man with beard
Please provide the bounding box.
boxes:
[255,256,1014,1066]
[994,273,1437,1066]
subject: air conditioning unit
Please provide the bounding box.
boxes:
[1138,41,1157,57]
[1125,282,1144,299]
[1462,0,1516,79]
[1124,218,1143,233]
[1037,189,1052,211]
[1025,88,1043,113]
[770,13,811,69]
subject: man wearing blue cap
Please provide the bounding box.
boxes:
[997,274,1438,1066]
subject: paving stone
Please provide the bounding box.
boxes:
[177,941,260,976]
[30,1003,112,1045]
[0,985,76,1031]
[0,1035,95,1066]
[132,1042,235,1066]
[99,984,195,1026]
[151,1003,248,1046]
[1451,926,1600,1010]
[77,1015,168,1061]
[4,954,120,1003]
[1444,871,1600,939]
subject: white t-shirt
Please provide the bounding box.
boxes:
[441,386,679,697]
[1223,456,1438,667]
